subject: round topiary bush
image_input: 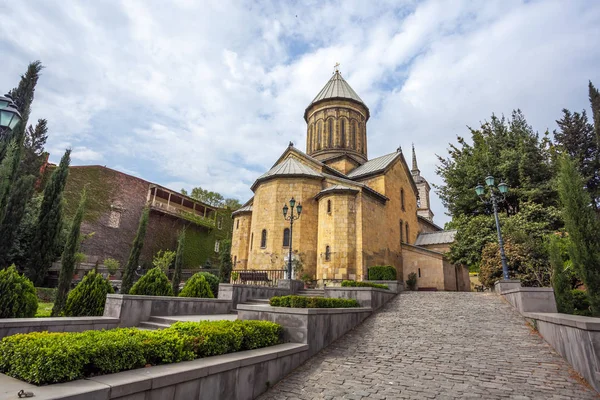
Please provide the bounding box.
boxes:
[64,270,115,316]
[0,265,38,318]
[196,272,219,297]
[130,267,174,296]
[367,265,397,281]
[179,273,214,298]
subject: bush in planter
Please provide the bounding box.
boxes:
[0,265,38,318]
[63,271,114,316]
[269,295,360,308]
[367,265,397,281]
[195,272,219,297]
[406,272,418,291]
[130,267,174,296]
[104,258,120,276]
[341,280,388,289]
[179,273,214,298]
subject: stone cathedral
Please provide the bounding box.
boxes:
[231,69,470,291]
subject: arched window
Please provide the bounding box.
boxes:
[340,119,346,148]
[308,125,313,152]
[351,121,356,149]
[250,232,254,250]
[234,255,237,265]
[357,124,362,153]
[401,189,405,211]
[400,220,404,243]
[405,223,409,243]
[328,119,333,147]
[283,228,290,247]
[327,199,331,213]
[260,229,267,248]
[325,245,331,261]
[317,121,322,149]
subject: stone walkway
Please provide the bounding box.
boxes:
[259,292,599,400]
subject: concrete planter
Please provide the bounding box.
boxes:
[0,317,120,340]
[366,280,404,293]
[324,287,397,310]
[218,284,291,308]
[501,287,557,314]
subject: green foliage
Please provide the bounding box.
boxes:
[6,194,41,268]
[572,289,591,316]
[122,207,149,294]
[53,187,87,316]
[188,186,241,209]
[20,119,48,177]
[63,270,114,316]
[104,258,120,276]
[557,155,600,316]
[341,280,389,289]
[172,230,185,295]
[130,266,173,297]
[152,249,176,272]
[35,287,56,302]
[406,272,417,290]
[0,140,19,223]
[367,265,397,280]
[196,272,219,296]
[0,175,35,267]
[35,302,53,317]
[269,295,360,308]
[218,238,233,283]
[179,273,214,298]
[0,265,37,318]
[548,234,574,314]
[0,320,282,385]
[26,149,71,286]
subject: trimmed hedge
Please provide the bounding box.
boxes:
[0,320,282,385]
[130,267,174,296]
[179,273,214,298]
[269,295,360,308]
[367,265,397,281]
[0,265,38,318]
[341,280,389,290]
[64,271,114,316]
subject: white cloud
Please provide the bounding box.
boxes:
[71,147,103,162]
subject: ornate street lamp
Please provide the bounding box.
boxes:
[475,176,510,280]
[282,197,302,280]
[0,94,22,131]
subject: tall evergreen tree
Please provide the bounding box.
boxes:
[121,207,150,294]
[172,229,185,296]
[557,156,600,316]
[0,175,35,267]
[218,239,233,283]
[20,119,48,177]
[0,140,18,221]
[26,149,71,285]
[548,234,574,314]
[52,187,87,316]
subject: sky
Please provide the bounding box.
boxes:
[1,0,599,226]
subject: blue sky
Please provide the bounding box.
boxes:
[1,0,599,226]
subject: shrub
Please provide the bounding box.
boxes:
[104,258,120,276]
[572,289,591,316]
[130,267,174,297]
[341,280,388,289]
[196,272,219,297]
[269,295,360,308]
[0,265,38,318]
[179,273,214,298]
[367,265,397,281]
[63,271,114,316]
[406,272,418,291]
[0,320,282,385]
[152,250,176,273]
[35,287,57,302]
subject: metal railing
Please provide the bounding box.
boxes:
[230,269,286,287]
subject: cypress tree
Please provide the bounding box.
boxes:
[588,81,600,209]
[26,149,71,285]
[557,155,600,316]
[0,175,35,267]
[52,187,87,316]
[172,229,185,296]
[218,239,233,283]
[20,119,48,177]
[0,140,18,221]
[121,207,149,294]
[548,235,574,314]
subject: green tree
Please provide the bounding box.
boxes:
[121,207,150,294]
[189,186,224,207]
[557,156,600,316]
[172,229,185,295]
[130,266,173,296]
[218,239,233,283]
[548,234,574,314]
[7,194,41,268]
[26,149,71,285]
[0,140,18,222]
[152,250,176,272]
[179,273,213,298]
[52,187,87,316]
[63,270,114,316]
[0,175,35,267]
[223,198,242,210]
[0,265,37,318]
[20,119,48,177]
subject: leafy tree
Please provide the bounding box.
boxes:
[152,250,176,272]
[0,175,35,267]
[171,229,185,295]
[548,234,574,314]
[556,155,600,316]
[121,207,150,294]
[104,258,120,276]
[223,198,242,210]
[218,239,233,283]
[179,273,213,298]
[189,186,224,207]
[26,149,71,285]
[0,265,37,318]
[63,270,114,316]
[52,187,87,316]
[180,188,188,196]
[130,266,173,296]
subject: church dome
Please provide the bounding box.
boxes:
[304,70,369,121]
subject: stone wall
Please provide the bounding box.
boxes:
[0,316,119,340]
[231,212,252,270]
[217,283,293,309]
[324,287,397,310]
[501,287,558,314]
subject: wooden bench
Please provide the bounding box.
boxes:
[238,271,270,283]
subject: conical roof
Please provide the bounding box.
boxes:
[305,71,368,119]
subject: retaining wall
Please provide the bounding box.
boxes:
[0,317,119,340]
[365,280,404,293]
[324,287,397,310]
[501,287,558,314]
[218,284,291,309]
[103,294,232,327]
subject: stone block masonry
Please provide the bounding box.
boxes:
[0,317,119,340]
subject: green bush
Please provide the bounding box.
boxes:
[195,272,219,297]
[406,272,418,291]
[35,287,57,302]
[367,265,397,281]
[341,280,388,289]
[269,295,360,308]
[63,271,114,316]
[0,265,38,318]
[130,267,174,297]
[179,273,214,298]
[0,320,282,385]
[103,258,120,276]
[572,289,591,316]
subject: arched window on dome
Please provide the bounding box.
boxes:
[340,119,346,148]
[328,119,333,147]
[317,121,322,150]
[351,121,356,149]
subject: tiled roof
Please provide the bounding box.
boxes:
[231,204,253,215]
[257,157,322,180]
[347,152,400,179]
[414,230,457,246]
[316,184,359,199]
[308,71,366,108]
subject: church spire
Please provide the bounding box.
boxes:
[411,143,420,176]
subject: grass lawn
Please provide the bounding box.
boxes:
[36,302,54,317]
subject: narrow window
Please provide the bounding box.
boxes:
[401,189,405,211]
[236,219,239,229]
[251,233,254,250]
[283,228,290,247]
[328,119,333,146]
[234,255,237,265]
[308,125,313,152]
[327,199,331,213]
[418,268,421,278]
[400,220,404,243]
[405,223,409,243]
[260,229,267,248]
[318,121,322,149]
[325,245,331,261]
[214,240,220,253]
[351,122,356,149]
[341,120,346,148]
[218,216,223,230]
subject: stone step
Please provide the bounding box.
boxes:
[138,321,172,330]
[245,298,270,304]
[296,290,325,298]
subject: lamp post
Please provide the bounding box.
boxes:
[475,176,510,280]
[0,94,22,132]
[282,197,302,280]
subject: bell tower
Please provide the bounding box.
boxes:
[411,145,434,221]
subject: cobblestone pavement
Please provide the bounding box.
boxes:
[259,292,599,400]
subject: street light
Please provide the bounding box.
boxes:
[282,197,302,280]
[475,177,510,280]
[0,94,22,131]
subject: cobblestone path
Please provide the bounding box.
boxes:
[259,292,598,399]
